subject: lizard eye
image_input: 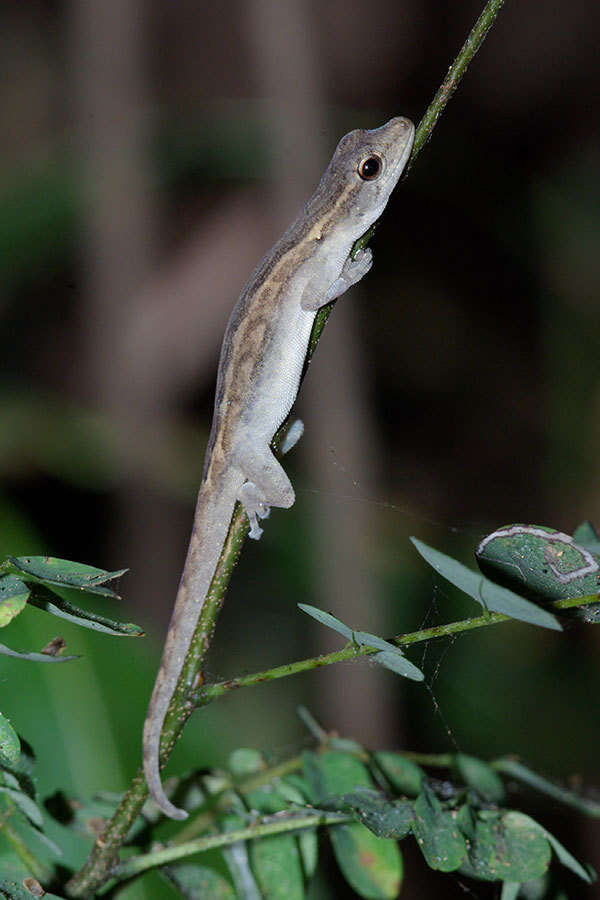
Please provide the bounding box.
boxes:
[357,154,382,181]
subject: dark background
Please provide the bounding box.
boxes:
[1,0,599,896]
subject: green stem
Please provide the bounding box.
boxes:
[1,814,50,883]
[405,0,505,174]
[65,511,248,896]
[349,0,506,255]
[66,0,507,893]
[114,811,350,880]
[197,594,596,703]
[172,754,304,845]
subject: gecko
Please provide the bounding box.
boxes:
[143,115,415,819]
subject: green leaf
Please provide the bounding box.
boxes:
[228,748,265,778]
[0,880,65,900]
[0,714,19,765]
[411,538,561,630]
[454,754,505,803]
[492,757,600,817]
[161,863,235,900]
[275,780,319,878]
[297,604,353,640]
[220,810,262,900]
[459,810,550,882]
[0,786,44,827]
[503,812,595,883]
[0,642,78,663]
[353,631,424,681]
[352,632,398,651]
[27,585,143,637]
[500,883,521,900]
[303,751,402,898]
[476,525,599,601]
[298,826,318,880]
[373,752,424,797]
[8,556,127,598]
[371,649,424,681]
[412,785,466,872]
[302,750,373,803]
[243,786,318,894]
[250,827,305,900]
[572,521,600,553]
[244,787,288,815]
[329,822,403,900]
[338,789,413,839]
[281,775,313,803]
[0,577,29,627]
[516,876,551,899]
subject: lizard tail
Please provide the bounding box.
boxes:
[142,476,239,819]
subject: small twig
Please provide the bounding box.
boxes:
[113,810,350,880]
[172,754,304,845]
[196,594,597,704]
[348,0,505,257]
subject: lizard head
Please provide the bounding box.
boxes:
[312,116,415,237]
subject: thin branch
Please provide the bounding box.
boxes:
[347,0,506,256]
[113,811,350,880]
[196,594,597,703]
[171,754,304,845]
[66,0,508,893]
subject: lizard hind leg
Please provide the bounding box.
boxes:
[237,448,295,540]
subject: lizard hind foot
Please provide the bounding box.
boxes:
[239,482,270,540]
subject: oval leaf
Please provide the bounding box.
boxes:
[0,786,43,827]
[353,632,424,681]
[476,525,600,600]
[28,586,143,637]
[503,812,594,884]
[373,752,424,797]
[340,789,413,839]
[9,556,127,598]
[0,714,19,765]
[371,649,424,681]
[0,879,65,900]
[302,750,373,803]
[161,863,235,900]
[330,822,403,900]
[411,538,561,630]
[0,577,29,627]
[454,754,505,803]
[229,748,265,778]
[250,830,305,900]
[460,811,550,882]
[302,750,403,897]
[412,787,466,872]
[0,641,78,663]
[297,604,353,640]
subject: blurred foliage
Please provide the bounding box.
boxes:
[2,0,600,895]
